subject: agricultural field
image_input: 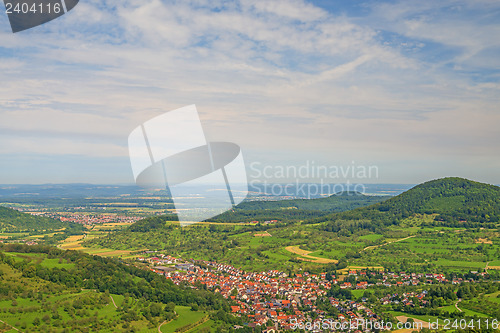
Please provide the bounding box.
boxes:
[159,306,209,333]
[57,223,147,259]
[353,229,500,272]
[3,252,75,270]
[82,214,500,275]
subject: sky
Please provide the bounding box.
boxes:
[0,0,499,185]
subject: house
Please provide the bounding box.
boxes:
[175,263,195,271]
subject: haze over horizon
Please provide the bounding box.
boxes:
[1,0,499,185]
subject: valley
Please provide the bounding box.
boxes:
[0,178,499,332]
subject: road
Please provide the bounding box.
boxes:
[362,235,416,251]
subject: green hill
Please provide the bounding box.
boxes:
[125,192,386,230]
[85,177,500,273]
[322,177,500,231]
[206,191,386,223]
[0,206,85,245]
[0,243,235,332]
[0,206,84,234]
[236,191,384,212]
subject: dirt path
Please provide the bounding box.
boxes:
[455,299,462,312]
[158,320,167,333]
[254,231,272,237]
[285,246,338,264]
[0,319,21,332]
[110,295,118,308]
[362,235,416,251]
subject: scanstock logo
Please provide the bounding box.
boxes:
[128,105,248,226]
[3,0,79,33]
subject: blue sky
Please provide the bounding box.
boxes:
[0,0,499,185]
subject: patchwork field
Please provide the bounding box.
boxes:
[159,306,208,333]
[57,223,147,258]
[285,245,338,263]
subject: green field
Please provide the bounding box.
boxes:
[160,306,207,333]
[359,234,384,242]
[4,252,76,270]
[388,310,440,323]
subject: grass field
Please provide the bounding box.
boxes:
[4,252,76,269]
[388,310,440,324]
[0,232,28,238]
[439,304,460,314]
[359,234,383,242]
[285,245,338,263]
[57,223,148,258]
[353,229,498,271]
[160,306,207,333]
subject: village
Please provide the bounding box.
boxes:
[139,252,489,332]
[27,211,142,225]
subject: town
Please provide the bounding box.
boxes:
[139,251,493,332]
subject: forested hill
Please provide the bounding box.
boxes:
[322,177,500,230]
[0,206,84,234]
[206,192,386,223]
[238,192,384,211]
[124,192,387,231]
[0,244,237,332]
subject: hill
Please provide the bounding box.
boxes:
[206,191,386,223]
[0,206,85,235]
[125,192,387,231]
[238,191,384,211]
[0,243,236,332]
[85,177,500,273]
[322,177,500,232]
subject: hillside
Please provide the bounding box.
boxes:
[238,192,384,211]
[124,192,386,231]
[207,192,386,223]
[322,177,500,231]
[85,177,500,273]
[0,244,236,332]
[0,206,84,235]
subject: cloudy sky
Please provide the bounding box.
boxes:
[0,0,499,185]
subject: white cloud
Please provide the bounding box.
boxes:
[0,0,499,183]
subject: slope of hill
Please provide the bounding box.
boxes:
[239,191,385,211]
[0,244,235,332]
[0,206,85,235]
[85,177,500,273]
[206,192,387,223]
[322,177,500,231]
